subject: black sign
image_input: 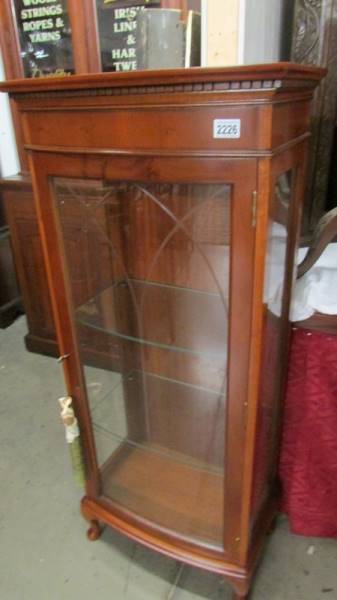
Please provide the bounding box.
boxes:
[96,0,160,72]
[14,0,74,78]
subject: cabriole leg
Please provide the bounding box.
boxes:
[86,519,102,541]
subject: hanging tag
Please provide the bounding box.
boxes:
[59,396,85,487]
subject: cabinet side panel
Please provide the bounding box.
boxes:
[271,99,311,149]
[250,144,307,529]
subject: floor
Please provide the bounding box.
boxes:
[0,316,336,600]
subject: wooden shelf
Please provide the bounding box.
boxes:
[102,442,224,550]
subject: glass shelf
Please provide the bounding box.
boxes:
[75,279,228,358]
[91,369,225,473]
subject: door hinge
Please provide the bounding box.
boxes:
[251,190,258,227]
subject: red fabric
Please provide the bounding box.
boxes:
[279,327,337,537]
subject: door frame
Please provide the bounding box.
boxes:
[29,149,258,562]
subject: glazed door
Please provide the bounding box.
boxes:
[31,153,256,557]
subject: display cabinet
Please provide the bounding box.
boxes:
[0,63,323,598]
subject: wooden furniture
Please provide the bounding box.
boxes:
[0,117,22,330]
[0,0,200,356]
[0,63,324,599]
[0,180,21,327]
[0,175,55,346]
[0,196,21,327]
[291,0,337,234]
[295,206,337,334]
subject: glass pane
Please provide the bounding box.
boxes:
[95,1,200,72]
[13,0,74,78]
[96,0,160,72]
[252,170,294,519]
[53,178,230,549]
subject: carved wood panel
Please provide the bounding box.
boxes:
[292,0,337,233]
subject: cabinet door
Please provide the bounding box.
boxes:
[32,153,256,557]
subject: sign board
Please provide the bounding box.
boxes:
[13,0,74,78]
[96,0,160,72]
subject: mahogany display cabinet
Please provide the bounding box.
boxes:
[0,63,324,598]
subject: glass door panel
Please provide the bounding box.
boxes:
[53,178,231,549]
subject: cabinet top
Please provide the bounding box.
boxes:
[0,63,325,96]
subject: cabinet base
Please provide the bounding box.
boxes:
[0,298,23,328]
[25,333,59,357]
[24,333,121,374]
[79,495,264,598]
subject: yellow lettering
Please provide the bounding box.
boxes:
[29,31,61,42]
[114,21,137,33]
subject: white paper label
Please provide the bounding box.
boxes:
[213,119,241,139]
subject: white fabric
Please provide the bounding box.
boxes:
[290,243,337,322]
[261,222,337,321]
[263,222,288,317]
